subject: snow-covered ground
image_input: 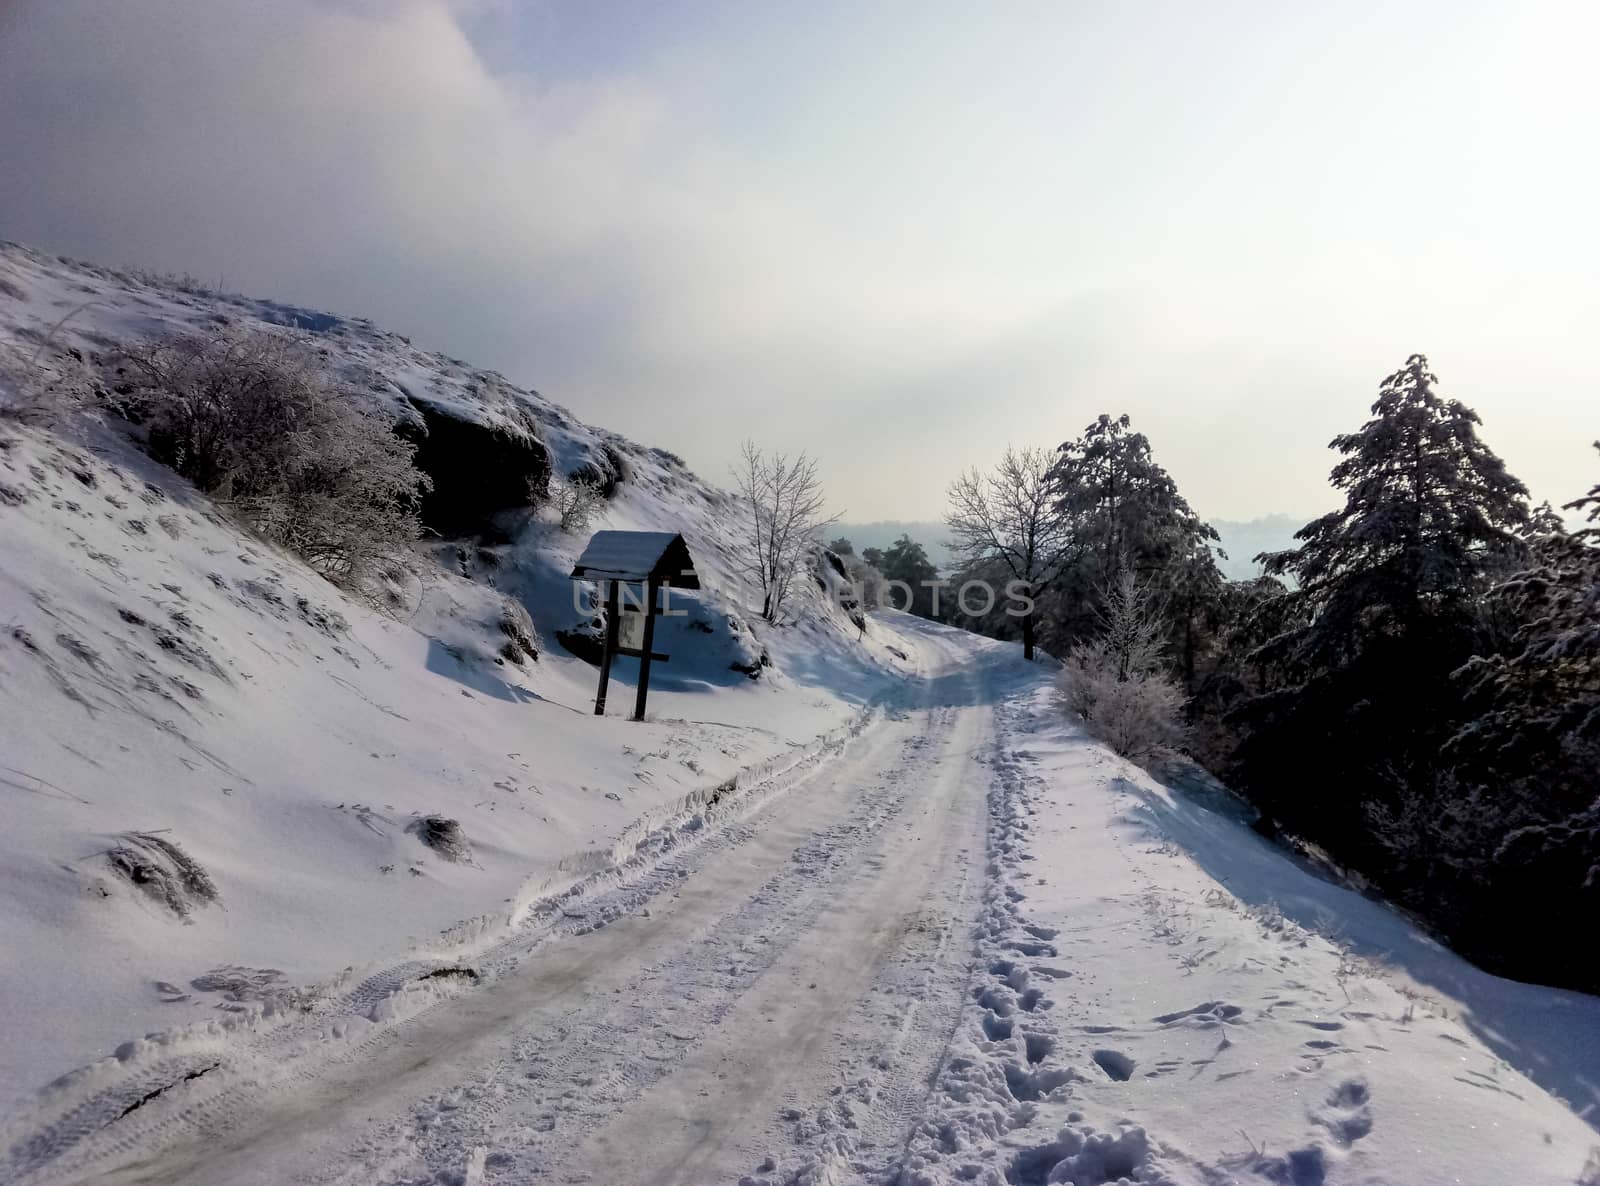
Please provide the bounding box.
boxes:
[3,243,1598,1185]
[900,662,1600,1186]
[3,616,1595,1186]
[0,242,907,1115]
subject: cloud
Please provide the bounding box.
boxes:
[1,0,1596,521]
[0,0,1039,509]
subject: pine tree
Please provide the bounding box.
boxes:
[1166,533,1230,690]
[1572,440,1600,542]
[1051,413,1223,660]
[1445,443,1600,827]
[1233,355,1532,856]
[877,534,942,618]
[1054,414,1219,587]
[1257,355,1531,671]
[1418,444,1600,990]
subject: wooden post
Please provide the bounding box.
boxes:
[632,577,660,722]
[595,580,620,715]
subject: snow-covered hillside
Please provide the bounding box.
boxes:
[0,243,906,1103]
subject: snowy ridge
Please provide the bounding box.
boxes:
[0,240,607,475]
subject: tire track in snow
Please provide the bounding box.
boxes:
[1,700,894,1186]
[15,691,958,1185]
[556,631,1000,1186]
[8,628,1018,1186]
[399,711,954,1184]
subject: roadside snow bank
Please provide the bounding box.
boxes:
[901,684,1600,1186]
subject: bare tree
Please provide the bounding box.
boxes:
[946,445,1074,659]
[731,440,838,623]
[544,473,606,535]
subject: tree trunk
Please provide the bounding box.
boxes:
[1182,604,1197,691]
[1022,611,1036,661]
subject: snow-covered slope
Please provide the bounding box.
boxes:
[0,243,908,1102]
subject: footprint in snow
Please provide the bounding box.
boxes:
[1312,1077,1373,1147]
[1153,1001,1245,1028]
[1091,1049,1136,1081]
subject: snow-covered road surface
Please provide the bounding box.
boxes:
[5,619,1598,1186]
[6,626,1025,1186]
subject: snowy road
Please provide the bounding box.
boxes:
[7,619,1599,1186]
[10,625,1026,1186]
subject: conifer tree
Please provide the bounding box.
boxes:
[1444,443,1599,838]
[1051,413,1223,658]
[1256,355,1531,671]
[1409,444,1600,988]
[1233,355,1532,855]
[876,534,942,618]
[1054,414,1219,588]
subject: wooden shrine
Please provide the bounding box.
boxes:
[569,531,700,720]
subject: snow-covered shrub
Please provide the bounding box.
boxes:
[1057,567,1188,763]
[1057,648,1189,763]
[120,327,429,586]
[106,832,219,918]
[1095,567,1167,681]
[0,325,94,424]
[547,473,606,535]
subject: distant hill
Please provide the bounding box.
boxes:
[1210,514,1308,580]
[830,521,956,570]
[834,516,1308,582]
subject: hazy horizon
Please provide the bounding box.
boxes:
[3,0,1595,521]
[835,514,1307,581]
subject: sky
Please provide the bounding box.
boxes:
[1,0,1597,522]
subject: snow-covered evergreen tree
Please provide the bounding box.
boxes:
[1232,355,1532,867]
[1405,444,1600,988]
[1050,414,1222,659]
[874,534,942,618]
[1256,354,1531,671]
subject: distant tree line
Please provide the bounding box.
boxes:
[935,354,1599,994]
